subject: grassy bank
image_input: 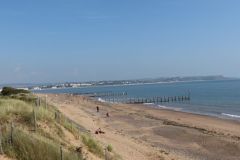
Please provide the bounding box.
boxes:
[0,94,84,160]
[0,93,84,160]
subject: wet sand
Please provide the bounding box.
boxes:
[43,93,240,160]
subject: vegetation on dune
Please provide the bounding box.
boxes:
[0,98,32,123]
[55,112,80,139]
[2,128,81,160]
[82,134,104,157]
[0,98,54,125]
[0,92,84,160]
[0,88,83,160]
[0,87,117,160]
[107,144,113,152]
[9,93,36,103]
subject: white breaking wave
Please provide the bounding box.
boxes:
[143,103,154,105]
[98,98,106,103]
[157,105,169,109]
[97,98,118,104]
[221,113,240,118]
[157,105,182,111]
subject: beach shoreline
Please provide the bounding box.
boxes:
[146,102,240,122]
[97,96,240,122]
[41,93,240,160]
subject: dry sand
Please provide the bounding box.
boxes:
[0,155,14,160]
[43,93,240,160]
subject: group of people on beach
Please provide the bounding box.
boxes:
[96,106,110,117]
[95,106,109,134]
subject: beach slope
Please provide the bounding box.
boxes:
[44,94,240,160]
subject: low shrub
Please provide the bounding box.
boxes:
[10,93,36,103]
[1,87,29,96]
[107,144,113,152]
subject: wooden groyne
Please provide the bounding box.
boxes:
[125,95,190,104]
[95,92,191,104]
[93,92,127,97]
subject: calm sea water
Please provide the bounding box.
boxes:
[36,80,240,120]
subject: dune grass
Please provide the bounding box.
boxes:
[9,93,36,103]
[2,128,82,160]
[82,134,104,157]
[0,96,83,160]
[0,98,33,123]
[0,94,115,160]
[0,98,54,125]
[61,118,80,139]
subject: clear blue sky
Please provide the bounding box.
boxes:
[1,0,240,83]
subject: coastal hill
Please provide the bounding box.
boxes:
[7,75,234,91]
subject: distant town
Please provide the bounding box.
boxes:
[0,75,233,92]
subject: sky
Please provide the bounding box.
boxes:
[1,0,240,84]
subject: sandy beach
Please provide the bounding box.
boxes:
[42,93,240,160]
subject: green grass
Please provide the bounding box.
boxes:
[0,98,54,126]
[34,106,54,122]
[82,134,104,157]
[62,119,80,139]
[0,94,115,160]
[2,128,82,160]
[0,96,84,160]
[0,98,33,123]
[107,144,113,152]
[10,93,36,103]
[1,87,30,96]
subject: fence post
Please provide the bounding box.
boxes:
[35,97,38,107]
[45,95,47,109]
[105,148,108,160]
[55,112,61,123]
[10,122,14,145]
[55,112,58,120]
[33,108,37,132]
[0,128,3,155]
[39,97,41,106]
[60,146,63,160]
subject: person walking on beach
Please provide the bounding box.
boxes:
[96,106,99,112]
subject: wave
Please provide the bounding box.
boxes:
[157,105,182,111]
[98,98,106,103]
[143,103,154,105]
[221,113,240,118]
[142,103,182,111]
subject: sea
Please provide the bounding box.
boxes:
[35,79,240,120]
